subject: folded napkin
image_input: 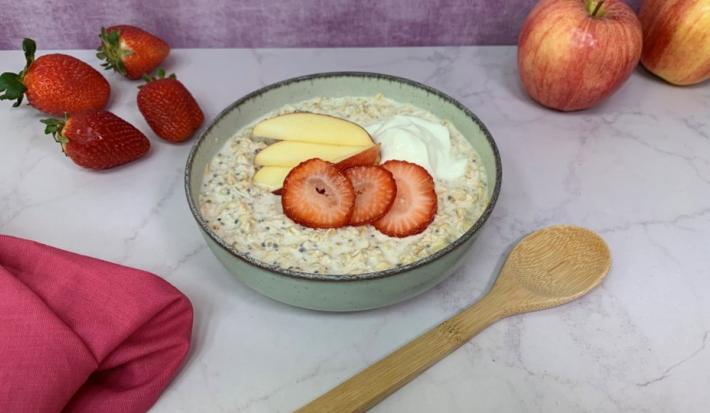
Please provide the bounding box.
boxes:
[0,235,193,413]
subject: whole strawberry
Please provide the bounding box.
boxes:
[0,38,110,115]
[137,69,204,142]
[41,111,150,170]
[97,25,170,80]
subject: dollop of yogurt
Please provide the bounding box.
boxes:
[365,115,467,181]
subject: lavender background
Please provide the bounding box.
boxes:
[1,0,642,50]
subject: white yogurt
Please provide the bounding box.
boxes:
[365,115,467,181]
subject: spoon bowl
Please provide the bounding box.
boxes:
[298,225,611,413]
[495,225,611,314]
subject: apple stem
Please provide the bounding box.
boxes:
[592,0,605,17]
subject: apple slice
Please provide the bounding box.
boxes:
[334,144,380,170]
[253,166,292,191]
[252,112,373,146]
[255,141,371,167]
[255,145,381,195]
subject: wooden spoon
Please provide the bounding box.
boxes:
[297,225,611,413]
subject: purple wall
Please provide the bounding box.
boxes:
[1,0,642,50]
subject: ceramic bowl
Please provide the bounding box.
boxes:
[185,72,501,312]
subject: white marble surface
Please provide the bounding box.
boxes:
[1,46,709,412]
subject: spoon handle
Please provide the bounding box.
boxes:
[296,293,505,413]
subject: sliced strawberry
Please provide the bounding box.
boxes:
[281,158,355,229]
[343,166,397,226]
[270,145,381,196]
[373,160,437,237]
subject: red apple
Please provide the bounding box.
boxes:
[639,0,710,86]
[518,0,643,111]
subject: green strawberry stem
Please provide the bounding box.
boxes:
[139,68,177,87]
[22,38,36,67]
[97,27,132,76]
[0,38,36,107]
[40,117,69,154]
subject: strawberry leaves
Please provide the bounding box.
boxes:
[40,117,65,136]
[40,117,69,152]
[97,27,132,76]
[141,68,176,83]
[0,73,26,106]
[0,38,36,107]
[139,68,177,89]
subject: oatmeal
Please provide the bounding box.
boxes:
[199,95,489,275]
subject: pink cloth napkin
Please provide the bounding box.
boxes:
[0,235,193,413]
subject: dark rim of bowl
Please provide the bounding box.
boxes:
[185,71,502,282]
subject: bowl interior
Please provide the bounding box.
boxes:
[186,72,501,280]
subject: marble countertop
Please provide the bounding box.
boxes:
[1,46,709,412]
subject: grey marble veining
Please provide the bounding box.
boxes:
[0,46,708,412]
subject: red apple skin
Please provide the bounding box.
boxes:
[333,144,381,170]
[640,0,710,86]
[518,0,643,111]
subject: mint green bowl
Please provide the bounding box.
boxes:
[185,72,501,312]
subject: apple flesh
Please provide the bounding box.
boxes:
[333,144,381,170]
[253,166,291,192]
[254,145,381,194]
[518,0,643,111]
[252,112,374,146]
[255,141,372,167]
[640,0,710,86]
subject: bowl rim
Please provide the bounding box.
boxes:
[185,71,502,282]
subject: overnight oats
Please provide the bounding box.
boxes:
[199,94,489,275]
